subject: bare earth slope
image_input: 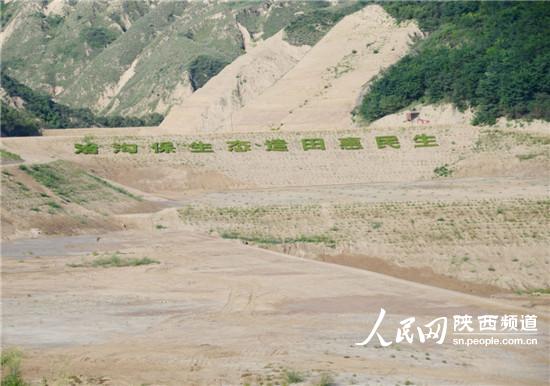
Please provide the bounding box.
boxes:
[158,31,309,134]
[159,5,420,134]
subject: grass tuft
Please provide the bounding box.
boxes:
[317,374,334,386]
[284,370,304,384]
[1,348,29,386]
[0,149,22,161]
[434,164,452,177]
[68,254,159,268]
[220,231,336,247]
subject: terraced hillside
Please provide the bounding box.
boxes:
[179,196,550,291]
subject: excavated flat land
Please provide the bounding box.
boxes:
[1,125,549,385]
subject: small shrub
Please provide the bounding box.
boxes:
[284,370,304,384]
[15,182,29,191]
[1,349,29,386]
[317,374,334,386]
[525,288,550,295]
[434,164,452,177]
[82,135,95,144]
[516,153,541,161]
[45,14,64,29]
[1,371,29,386]
[92,255,159,268]
[371,221,383,229]
[188,55,228,91]
[46,201,62,210]
[0,102,41,137]
[80,26,117,49]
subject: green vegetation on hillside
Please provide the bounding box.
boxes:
[19,161,140,203]
[381,1,479,32]
[2,1,366,118]
[360,2,550,125]
[80,26,118,49]
[1,0,151,97]
[1,71,163,136]
[0,148,22,162]
[0,103,41,137]
[235,1,332,41]
[284,1,366,46]
[0,1,17,29]
[189,55,229,91]
[1,349,29,386]
[1,1,244,117]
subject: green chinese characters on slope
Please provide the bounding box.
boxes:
[113,143,138,154]
[414,134,439,147]
[302,138,325,151]
[151,141,176,153]
[375,136,400,149]
[74,133,440,155]
[265,139,289,152]
[190,141,214,153]
[339,137,362,150]
[74,142,98,154]
[227,140,251,152]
